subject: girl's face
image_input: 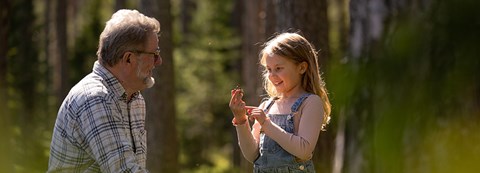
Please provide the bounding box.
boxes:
[265,54,306,96]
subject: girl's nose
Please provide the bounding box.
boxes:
[268,71,275,78]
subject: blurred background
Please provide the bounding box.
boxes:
[1,0,479,172]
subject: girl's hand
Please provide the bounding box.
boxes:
[229,88,247,121]
[250,108,268,125]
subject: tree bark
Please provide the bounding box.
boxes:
[48,0,68,106]
[242,0,266,107]
[57,0,68,99]
[0,0,12,172]
[345,0,390,173]
[0,0,9,97]
[332,1,350,172]
[9,0,42,170]
[236,0,267,171]
[180,0,195,44]
[231,0,243,169]
[139,0,179,172]
[264,0,276,37]
[274,0,330,65]
[115,0,126,11]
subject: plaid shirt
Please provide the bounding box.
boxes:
[48,61,148,173]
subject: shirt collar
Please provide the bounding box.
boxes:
[92,61,140,101]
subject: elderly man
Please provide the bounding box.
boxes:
[48,9,162,172]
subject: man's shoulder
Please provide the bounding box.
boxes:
[67,73,113,104]
[59,73,118,122]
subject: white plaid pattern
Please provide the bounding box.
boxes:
[48,61,148,173]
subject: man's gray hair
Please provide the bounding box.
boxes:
[97,9,160,67]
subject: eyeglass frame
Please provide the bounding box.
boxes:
[130,47,161,62]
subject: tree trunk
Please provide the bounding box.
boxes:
[58,0,68,98]
[9,0,42,170]
[0,0,12,172]
[180,0,195,44]
[48,0,68,107]
[231,0,243,169]
[345,0,390,173]
[0,1,9,98]
[264,0,276,37]
[235,0,267,172]
[0,1,8,89]
[330,0,349,173]
[115,0,126,11]
[274,0,330,65]
[242,0,266,108]
[139,0,179,172]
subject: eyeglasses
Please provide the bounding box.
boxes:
[130,47,161,62]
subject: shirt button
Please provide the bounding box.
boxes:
[299,165,305,170]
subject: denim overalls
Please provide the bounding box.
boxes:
[254,93,316,173]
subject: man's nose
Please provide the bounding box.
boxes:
[155,55,162,66]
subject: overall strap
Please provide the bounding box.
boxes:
[263,97,278,114]
[290,93,312,113]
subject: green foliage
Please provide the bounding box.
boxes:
[3,0,479,172]
[71,0,105,84]
[172,0,241,171]
[328,0,480,172]
[6,0,48,172]
[2,0,113,172]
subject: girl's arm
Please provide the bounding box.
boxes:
[234,101,267,163]
[261,95,324,160]
[235,119,260,163]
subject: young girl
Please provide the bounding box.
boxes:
[229,32,331,172]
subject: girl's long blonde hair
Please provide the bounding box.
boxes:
[260,32,331,130]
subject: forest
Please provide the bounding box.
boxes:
[1,0,479,172]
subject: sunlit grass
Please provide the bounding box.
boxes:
[419,117,480,173]
[180,145,239,173]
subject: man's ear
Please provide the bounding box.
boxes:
[122,52,132,64]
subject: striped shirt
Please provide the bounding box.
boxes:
[48,61,148,173]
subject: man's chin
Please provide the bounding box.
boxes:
[145,77,155,88]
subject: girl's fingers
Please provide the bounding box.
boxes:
[229,88,250,118]
[230,90,245,107]
[249,109,267,123]
[229,91,236,105]
[234,90,243,103]
[251,109,263,115]
[232,90,240,104]
[230,89,241,104]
